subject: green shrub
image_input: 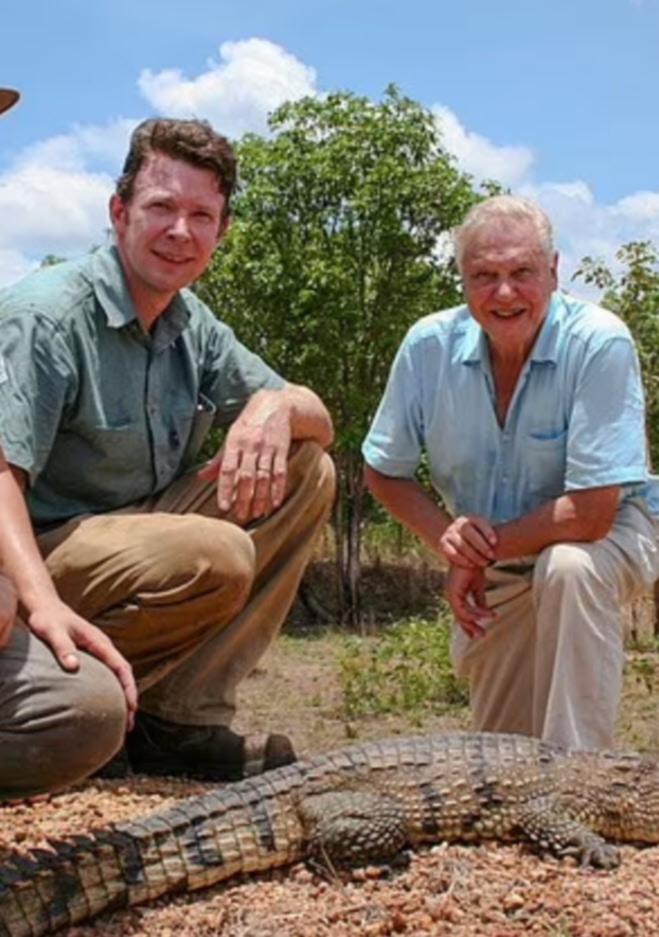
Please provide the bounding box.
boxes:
[338,611,468,719]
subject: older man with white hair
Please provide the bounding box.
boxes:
[363,194,659,750]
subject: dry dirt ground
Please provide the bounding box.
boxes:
[2,592,659,936]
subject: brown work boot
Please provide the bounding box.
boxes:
[92,746,131,780]
[121,711,296,781]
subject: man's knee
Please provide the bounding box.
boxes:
[312,446,337,507]
[62,653,128,778]
[288,441,336,514]
[191,517,256,612]
[0,652,127,800]
[138,514,256,612]
[534,542,600,592]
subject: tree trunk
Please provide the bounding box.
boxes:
[331,483,346,623]
[330,451,365,629]
[345,451,364,629]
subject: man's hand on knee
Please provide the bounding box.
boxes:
[198,390,292,524]
[0,573,17,649]
[27,603,137,727]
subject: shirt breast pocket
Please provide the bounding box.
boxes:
[61,420,148,504]
[86,421,144,465]
[526,429,567,500]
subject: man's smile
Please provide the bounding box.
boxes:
[152,250,194,265]
[489,308,526,319]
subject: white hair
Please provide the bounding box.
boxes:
[453,195,555,272]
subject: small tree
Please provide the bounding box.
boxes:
[200,86,479,624]
[576,242,659,466]
[577,242,659,636]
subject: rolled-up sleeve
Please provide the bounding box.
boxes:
[565,335,647,491]
[0,313,75,484]
[362,333,424,478]
[199,315,285,427]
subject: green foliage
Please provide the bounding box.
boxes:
[576,242,659,466]
[361,511,428,563]
[337,612,469,720]
[625,649,659,694]
[40,253,67,267]
[198,86,480,622]
[199,85,479,454]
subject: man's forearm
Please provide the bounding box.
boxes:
[258,384,334,449]
[0,463,61,615]
[365,466,622,567]
[494,485,621,561]
[364,465,451,556]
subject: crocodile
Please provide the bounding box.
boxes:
[2,731,659,937]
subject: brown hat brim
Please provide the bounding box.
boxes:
[0,89,20,116]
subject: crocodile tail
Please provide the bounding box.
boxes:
[0,773,305,937]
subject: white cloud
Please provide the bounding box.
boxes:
[0,164,113,259]
[16,118,136,174]
[615,191,659,225]
[518,180,659,291]
[139,38,318,138]
[0,119,130,279]
[432,105,659,295]
[0,40,320,285]
[433,105,534,188]
[1,39,658,298]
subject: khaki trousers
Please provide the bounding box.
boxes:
[451,501,659,750]
[0,442,335,799]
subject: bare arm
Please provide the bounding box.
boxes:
[444,487,622,637]
[199,383,334,523]
[366,463,622,636]
[366,465,620,561]
[278,384,334,449]
[0,459,136,722]
[493,485,621,561]
[0,574,17,647]
[0,462,65,621]
[364,464,499,568]
[363,465,453,556]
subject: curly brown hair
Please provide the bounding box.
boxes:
[116,118,237,221]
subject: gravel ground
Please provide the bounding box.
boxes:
[2,630,659,936]
[2,767,659,936]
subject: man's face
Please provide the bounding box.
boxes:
[461,219,558,359]
[110,152,228,307]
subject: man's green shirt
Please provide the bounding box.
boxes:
[0,245,283,528]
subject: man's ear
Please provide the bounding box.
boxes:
[109,193,126,233]
[550,251,559,289]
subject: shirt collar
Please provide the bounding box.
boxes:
[459,292,562,367]
[91,244,191,347]
[528,292,562,365]
[459,314,487,364]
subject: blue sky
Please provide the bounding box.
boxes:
[1,0,658,290]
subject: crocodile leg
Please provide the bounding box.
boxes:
[299,792,409,868]
[515,798,620,869]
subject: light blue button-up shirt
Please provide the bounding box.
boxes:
[362,292,656,523]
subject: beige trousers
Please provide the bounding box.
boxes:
[451,500,659,751]
[0,442,335,799]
